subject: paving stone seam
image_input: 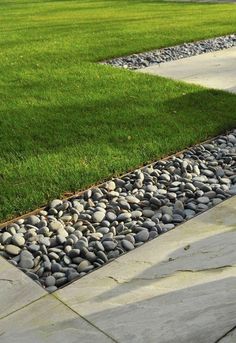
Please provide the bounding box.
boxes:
[52,293,119,342]
[215,324,236,342]
[0,292,118,342]
[0,293,48,321]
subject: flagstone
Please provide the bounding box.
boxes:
[55,197,236,343]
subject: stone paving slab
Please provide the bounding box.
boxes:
[0,256,46,319]
[56,196,236,343]
[138,46,236,94]
[0,294,114,343]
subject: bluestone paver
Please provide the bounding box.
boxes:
[56,196,236,343]
[0,256,46,319]
[0,294,115,343]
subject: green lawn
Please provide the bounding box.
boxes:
[1,0,236,222]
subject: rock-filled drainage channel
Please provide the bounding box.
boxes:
[0,130,236,292]
[102,34,236,69]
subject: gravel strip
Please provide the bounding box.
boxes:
[1,130,236,292]
[102,34,236,69]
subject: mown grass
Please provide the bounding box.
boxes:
[0,0,236,221]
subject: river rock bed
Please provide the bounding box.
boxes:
[0,130,236,292]
[102,34,236,69]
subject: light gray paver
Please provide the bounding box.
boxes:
[0,256,46,319]
[56,196,236,343]
[138,46,236,94]
[0,295,115,343]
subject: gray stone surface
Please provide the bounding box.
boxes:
[138,46,236,94]
[218,328,236,342]
[0,295,114,343]
[0,256,46,318]
[56,197,236,343]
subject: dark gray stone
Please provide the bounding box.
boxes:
[102,240,117,252]
[121,239,134,251]
[45,275,56,287]
[135,229,149,243]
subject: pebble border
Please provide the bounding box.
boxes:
[0,130,236,292]
[102,34,236,69]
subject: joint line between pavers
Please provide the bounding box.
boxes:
[52,293,119,343]
[0,293,48,321]
[215,324,236,342]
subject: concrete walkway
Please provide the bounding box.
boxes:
[0,196,236,342]
[138,46,236,94]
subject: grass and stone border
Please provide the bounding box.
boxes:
[0,129,235,292]
[102,34,236,69]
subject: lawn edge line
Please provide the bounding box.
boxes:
[0,128,233,229]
